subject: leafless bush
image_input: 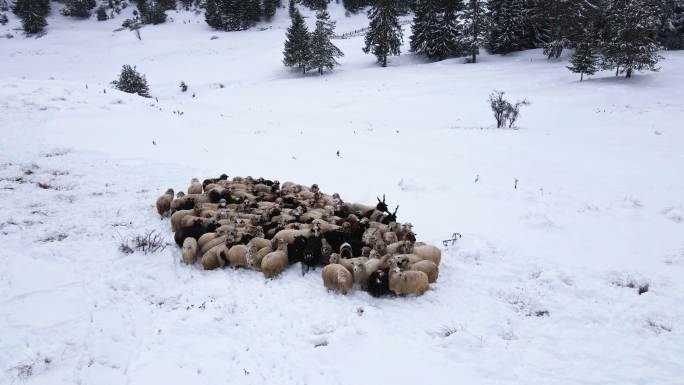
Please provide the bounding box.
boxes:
[119,230,167,254]
[489,90,531,128]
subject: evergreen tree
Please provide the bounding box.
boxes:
[97,5,108,20]
[157,0,176,10]
[205,0,224,29]
[145,1,168,24]
[363,0,404,66]
[567,39,599,80]
[658,0,684,49]
[410,0,440,55]
[136,0,150,19]
[288,0,297,17]
[301,0,329,10]
[460,0,487,62]
[602,0,662,78]
[343,0,371,13]
[263,0,278,20]
[112,65,151,97]
[63,0,95,17]
[308,9,344,74]
[283,9,311,74]
[12,0,49,34]
[528,0,603,59]
[434,0,465,59]
[485,0,534,54]
[0,13,8,26]
[180,0,194,9]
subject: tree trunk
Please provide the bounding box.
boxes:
[382,55,387,67]
[580,72,584,82]
[626,68,632,78]
[615,66,619,77]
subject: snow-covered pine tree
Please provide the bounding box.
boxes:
[528,0,603,59]
[434,0,466,59]
[263,0,278,21]
[658,0,684,49]
[12,0,49,33]
[485,0,533,54]
[63,0,95,18]
[283,9,311,74]
[205,0,225,29]
[144,0,168,24]
[308,9,344,74]
[157,0,176,10]
[288,0,296,17]
[567,39,599,81]
[363,0,404,66]
[410,0,440,55]
[343,0,370,13]
[112,65,151,97]
[460,0,487,62]
[602,0,662,78]
[96,5,108,20]
[301,0,330,10]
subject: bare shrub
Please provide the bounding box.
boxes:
[489,90,531,128]
[119,230,168,254]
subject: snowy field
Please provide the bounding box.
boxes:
[2,4,684,385]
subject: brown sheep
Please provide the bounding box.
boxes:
[188,178,202,194]
[261,239,289,278]
[224,244,248,268]
[170,208,198,232]
[322,264,353,294]
[155,188,174,217]
[202,243,228,270]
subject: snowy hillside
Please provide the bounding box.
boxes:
[1,3,684,385]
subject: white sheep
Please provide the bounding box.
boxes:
[170,208,198,231]
[181,237,198,264]
[322,264,353,294]
[155,188,174,217]
[388,258,429,296]
[412,244,442,266]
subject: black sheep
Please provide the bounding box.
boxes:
[302,234,323,269]
[367,268,391,297]
[286,235,307,264]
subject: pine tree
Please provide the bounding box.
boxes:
[567,39,599,81]
[363,0,404,66]
[157,0,176,10]
[658,0,684,49]
[112,65,151,98]
[288,0,296,17]
[283,9,311,74]
[205,0,224,29]
[0,13,8,26]
[410,0,439,55]
[301,0,329,10]
[96,5,108,20]
[602,0,662,78]
[63,0,94,17]
[528,0,603,59]
[460,0,487,62]
[434,0,465,59]
[485,0,534,54]
[309,9,344,74]
[263,0,278,21]
[12,0,49,34]
[145,0,168,24]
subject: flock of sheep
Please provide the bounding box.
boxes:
[155,175,442,296]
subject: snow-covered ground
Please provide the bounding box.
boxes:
[1,4,684,385]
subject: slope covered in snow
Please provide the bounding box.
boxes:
[1,4,683,385]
